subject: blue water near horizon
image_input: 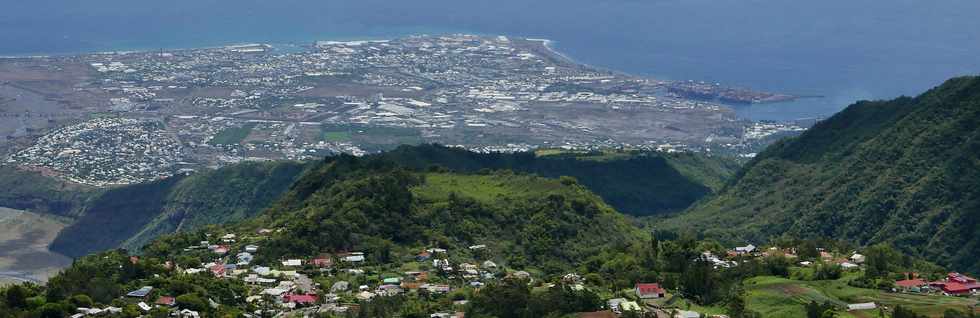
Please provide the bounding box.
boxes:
[3,0,980,122]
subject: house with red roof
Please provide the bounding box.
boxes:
[283,293,318,306]
[312,257,333,268]
[155,296,176,307]
[213,245,229,255]
[930,273,980,296]
[635,283,665,299]
[948,272,977,284]
[210,263,226,277]
[895,279,927,291]
[943,282,971,295]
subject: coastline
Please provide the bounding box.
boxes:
[0,30,460,58]
[3,34,541,59]
[524,37,647,80]
[0,42,289,59]
[2,33,649,86]
[0,33,819,122]
[526,38,573,62]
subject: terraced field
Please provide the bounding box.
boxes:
[744,275,980,317]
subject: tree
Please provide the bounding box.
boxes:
[122,304,142,318]
[943,308,976,318]
[176,293,208,312]
[813,263,842,280]
[864,244,901,279]
[797,240,819,260]
[621,311,647,318]
[726,283,748,318]
[148,307,172,318]
[69,294,94,308]
[893,305,926,318]
[398,299,429,318]
[763,255,792,277]
[680,257,719,304]
[805,301,836,318]
[528,284,603,316]
[696,240,725,256]
[467,278,601,318]
[38,303,67,318]
[467,278,531,318]
[3,285,30,309]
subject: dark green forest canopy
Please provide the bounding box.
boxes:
[661,76,980,274]
[0,165,95,217]
[50,161,310,257]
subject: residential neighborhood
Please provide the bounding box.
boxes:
[54,229,980,318]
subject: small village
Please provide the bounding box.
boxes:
[61,227,980,318]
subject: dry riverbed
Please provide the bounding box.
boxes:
[0,207,72,285]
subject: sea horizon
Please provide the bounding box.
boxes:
[0,31,836,123]
[3,0,979,122]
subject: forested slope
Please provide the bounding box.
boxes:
[50,161,309,257]
[0,165,95,216]
[663,76,980,273]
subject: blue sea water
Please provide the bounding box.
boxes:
[3,0,980,121]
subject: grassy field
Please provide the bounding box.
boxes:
[532,148,571,157]
[321,130,352,142]
[357,125,422,146]
[743,275,980,317]
[532,148,634,162]
[413,172,567,204]
[209,123,257,145]
[318,124,421,149]
[0,207,72,286]
[529,148,739,192]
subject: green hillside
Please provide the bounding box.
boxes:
[50,161,309,257]
[375,144,739,215]
[662,76,980,273]
[146,160,646,275]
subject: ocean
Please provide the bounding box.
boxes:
[3,0,979,121]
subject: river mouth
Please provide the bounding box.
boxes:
[0,207,72,285]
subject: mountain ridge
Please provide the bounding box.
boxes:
[42,146,735,257]
[661,76,980,273]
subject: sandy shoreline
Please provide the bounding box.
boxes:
[524,37,649,80]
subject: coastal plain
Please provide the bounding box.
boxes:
[1,35,803,187]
